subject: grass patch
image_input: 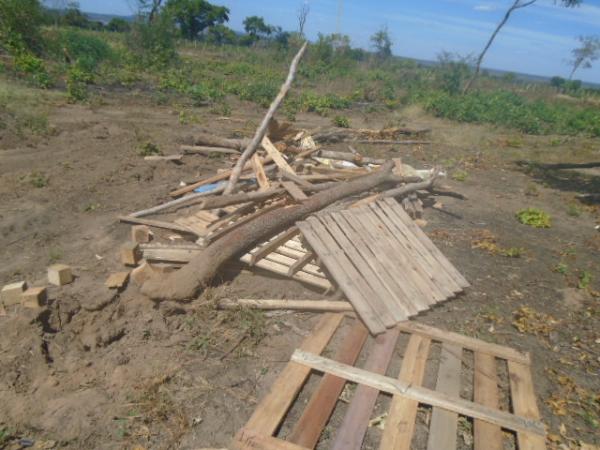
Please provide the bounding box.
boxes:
[332,115,350,128]
[138,141,161,157]
[516,208,551,228]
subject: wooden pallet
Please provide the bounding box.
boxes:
[233,315,545,450]
[296,198,469,334]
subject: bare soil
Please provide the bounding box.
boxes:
[0,87,598,450]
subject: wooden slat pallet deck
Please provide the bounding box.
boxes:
[233,316,545,450]
[296,199,469,334]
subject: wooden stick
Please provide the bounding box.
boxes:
[251,153,270,191]
[199,188,285,210]
[180,145,240,155]
[144,154,183,161]
[223,42,308,195]
[130,187,225,218]
[217,299,354,312]
[192,132,249,150]
[118,216,198,236]
[357,140,431,145]
[318,150,386,166]
[292,350,546,436]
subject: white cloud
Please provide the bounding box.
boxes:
[474,4,496,11]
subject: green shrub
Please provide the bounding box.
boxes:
[55,29,112,72]
[138,141,161,156]
[0,0,45,54]
[67,65,92,101]
[126,17,177,67]
[452,170,468,182]
[13,52,51,88]
[333,115,350,128]
[516,208,551,228]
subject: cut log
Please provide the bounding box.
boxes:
[224,42,308,194]
[180,145,240,155]
[141,161,409,301]
[192,132,249,150]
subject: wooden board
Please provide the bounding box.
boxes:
[296,199,468,334]
[235,321,546,450]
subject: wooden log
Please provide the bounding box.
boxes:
[224,42,308,194]
[291,350,546,436]
[192,132,249,150]
[181,145,240,155]
[217,299,354,312]
[141,162,410,302]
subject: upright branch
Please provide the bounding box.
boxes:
[298,2,310,36]
[463,0,582,94]
[223,42,308,195]
[568,35,600,79]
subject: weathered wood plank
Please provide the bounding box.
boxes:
[262,136,296,175]
[426,343,462,450]
[218,298,354,313]
[250,227,300,266]
[474,352,503,450]
[331,327,402,450]
[282,181,309,201]
[380,334,432,450]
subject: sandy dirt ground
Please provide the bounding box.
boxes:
[0,89,598,450]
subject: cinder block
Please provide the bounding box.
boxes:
[121,242,141,266]
[48,264,73,286]
[22,287,47,308]
[1,281,27,306]
[131,225,153,244]
[105,272,130,289]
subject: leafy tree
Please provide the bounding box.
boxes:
[550,76,566,89]
[107,18,132,32]
[568,35,600,79]
[370,26,392,60]
[132,0,164,22]
[0,0,45,53]
[127,13,177,66]
[243,16,275,41]
[206,24,236,45]
[435,51,474,94]
[464,0,582,93]
[63,1,93,28]
[164,0,229,40]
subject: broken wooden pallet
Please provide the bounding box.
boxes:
[296,198,469,335]
[233,315,545,450]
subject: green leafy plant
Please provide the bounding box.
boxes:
[13,52,51,88]
[554,262,569,275]
[138,141,161,156]
[502,247,525,258]
[567,203,582,217]
[452,170,468,182]
[578,271,592,289]
[333,115,350,128]
[516,208,551,228]
[28,171,48,188]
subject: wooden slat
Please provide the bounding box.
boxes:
[287,251,315,277]
[329,212,418,317]
[303,216,396,328]
[252,153,271,191]
[374,201,461,296]
[208,202,284,242]
[331,327,401,450]
[297,220,387,335]
[340,209,431,313]
[282,181,308,201]
[508,361,547,450]
[288,322,369,448]
[474,352,503,450]
[263,252,325,279]
[382,198,470,288]
[262,136,296,175]
[380,334,432,450]
[234,428,310,450]
[219,299,354,313]
[366,204,456,300]
[426,343,462,450]
[318,214,406,321]
[291,350,546,436]
[241,314,344,436]
[250,227,300,266]
[396,321,531,364]
[118,216,198,236]
[240,254,332,290]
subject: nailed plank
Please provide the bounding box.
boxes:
[252,153,271,191]
[288,322,369,448]
[262,136,296,175]
[396,321,531,365]
[234,428,310,450]
[318,214,406,322]
[426,343,462,450]
[291,350,546,436]
[241,314,344,436]
[297,220,386,335]
[287,251,315,277]
[382,198,469,288]
[250,227,300,266]
[508,361,547,450]
[262,252,326,278]
[380,334,432,450]
[474,352,503,450]
[331,327,401,450]
[282,181,308,201]
[218,299,354,313]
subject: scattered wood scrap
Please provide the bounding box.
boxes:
[233,315,546,450]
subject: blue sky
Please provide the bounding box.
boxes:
[71,0,600,82]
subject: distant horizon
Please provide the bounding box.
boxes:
[53,0,600,84]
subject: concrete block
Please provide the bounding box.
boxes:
[48,264,73,286]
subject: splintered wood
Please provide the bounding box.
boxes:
[297,198,469,334]
[233,316,546,450]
